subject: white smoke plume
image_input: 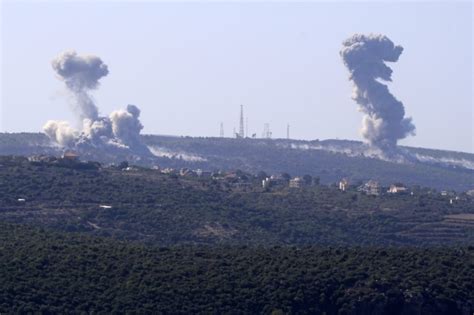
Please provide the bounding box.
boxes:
[340,34,415,155]
[43,120,77,147]
[109,105,143,145]
[44,51,151,157]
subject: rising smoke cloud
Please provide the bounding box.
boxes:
[340,34,415,154]
[44,51,150,156]
[43,120,77,147]
[51,50,108,120]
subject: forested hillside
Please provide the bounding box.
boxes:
[1,156,473,246]
[1,155,473,314]
[1,222,473,314]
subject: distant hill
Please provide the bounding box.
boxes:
[1,132,473,191]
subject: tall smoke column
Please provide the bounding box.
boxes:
[51,50,109,120]
[340,34,415,153]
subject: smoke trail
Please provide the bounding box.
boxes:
[340,34,415,154]
[44,51,151,157]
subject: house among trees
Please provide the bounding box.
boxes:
[62,151,79,161]
[387,183,407,194]
[441,190,456,197]
[179,168,196,177]
[261,174,289,189]
[195,169,212,178]
[262,177,271,189]
[270,174,289,186]
[161,168,177,175]
[358,180,381,196]
[339,178,349,191]
[289,177,304,189]
[28,155,58,163]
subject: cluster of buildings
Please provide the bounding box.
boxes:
[262,175,316,190]
[337,178,471,205]
[339,178,409,196]
[28,151,101,170]
[131,164,319,191]
[28,151,80,163]
[22,152,474,199]
[135,166,255,189]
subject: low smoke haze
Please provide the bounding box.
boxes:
[1,1,472,153]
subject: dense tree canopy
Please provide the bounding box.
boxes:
[1,223,473,314]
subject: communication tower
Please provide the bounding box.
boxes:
[262,123,272,139]
[239,105,244,138]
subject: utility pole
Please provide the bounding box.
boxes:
[287,124,290,140]
[220,122,224,138]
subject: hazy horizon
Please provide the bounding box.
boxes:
[1,1,472,153]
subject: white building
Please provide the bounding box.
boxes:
[388,184,407,194]
[289,177,304,189]
[339,179,349,191]
[358,180,381,196]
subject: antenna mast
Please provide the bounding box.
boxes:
[239,105,244,138]
[262,123,272,139]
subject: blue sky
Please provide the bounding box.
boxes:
[1,1,472,153]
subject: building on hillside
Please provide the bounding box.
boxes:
[180,168,196,177]
[339,178,349,191]
[358,180,381,196]
[62,151,79,161]
[28,155,57,163]
[289,177,304,189]
[123,166,140,172]
[195,169,212,178]
[441,190,455,197]
[231,182,253,189]
[262,175,283,188]
[262,177,271,189]
[223,173,239,183]
[269,175,288,186]
[388,184,407,194]
[161,168,177,175]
